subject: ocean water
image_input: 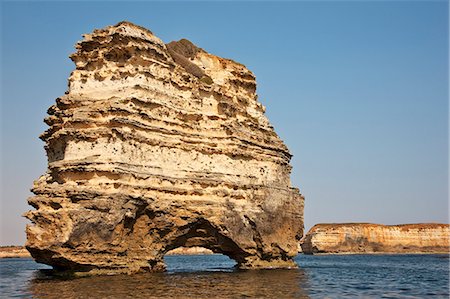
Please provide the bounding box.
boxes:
[0,254,448,298]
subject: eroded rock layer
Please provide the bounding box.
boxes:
[301,223,450,254]
[25,21,304,275]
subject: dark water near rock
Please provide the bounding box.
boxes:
[0,254,448,298]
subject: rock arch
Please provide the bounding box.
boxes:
[25,21,304,276]
[162,218,247,266]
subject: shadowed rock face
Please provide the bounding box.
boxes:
[25,21,304,275]
[301,223,450,254]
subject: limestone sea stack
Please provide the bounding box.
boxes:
[301,223,450,254]
[25,21,304,275]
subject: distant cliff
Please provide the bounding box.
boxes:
[301,223,450,254]
[0,246,212,258]
[0,246,31,258]
[166,247,213,255]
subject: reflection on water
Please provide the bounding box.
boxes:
[29,263,309,298]
[1,254,448,298]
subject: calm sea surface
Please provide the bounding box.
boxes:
[0,254,448,298]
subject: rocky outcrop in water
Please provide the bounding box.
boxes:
[300,223,450,254]
[25,21,304,275]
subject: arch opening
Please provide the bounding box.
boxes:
[161,218,247,272]
[164,248,236,272]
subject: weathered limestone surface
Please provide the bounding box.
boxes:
[301,223,450,254]
[25,21,304,275]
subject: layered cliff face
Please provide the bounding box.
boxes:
[301,223,450,254]
[25,21,304,275]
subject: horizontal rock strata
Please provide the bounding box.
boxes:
[25,21,304,275]
[301,223,450,254]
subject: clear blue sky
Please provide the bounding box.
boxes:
[1,1,448,245]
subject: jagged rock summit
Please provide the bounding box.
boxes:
[25,21,304,275]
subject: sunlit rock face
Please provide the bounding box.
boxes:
[301,223,450,254]
[25,21,304,275]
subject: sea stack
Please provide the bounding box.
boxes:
[301,223,450,254]
[25,21,304,275]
